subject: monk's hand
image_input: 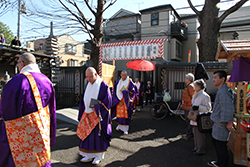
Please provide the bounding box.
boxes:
[119,101,124,106]
[226,122,234,132]
[91,105,95,110]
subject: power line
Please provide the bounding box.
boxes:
[15,0,250,42]
[174,0,237,11]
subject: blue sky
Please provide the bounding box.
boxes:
[1,0,250,45]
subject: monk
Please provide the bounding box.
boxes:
[0,53,56,167]
[111,70,135,135]
[135,78,143,111]
[77,67,112,165]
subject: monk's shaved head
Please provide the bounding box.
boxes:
[18,52,37,72]
[86,67,97,75]
[19,52,36,65]
[86,67,98,84]
[121,70,128,81]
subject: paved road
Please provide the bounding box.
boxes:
[52,106,240,167]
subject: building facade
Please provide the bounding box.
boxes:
[103,9,141,81]
[140,4,188,62]
[26,34,90,67]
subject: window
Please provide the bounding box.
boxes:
[170,13,177,23]
[176,42,183,59]
[68,59,78,67]
[82,46,85,57]
[66,43,76,54]
[72,60,78,66]
[39,44,43,50]
[174,82,185,89]
[151,12,159,26]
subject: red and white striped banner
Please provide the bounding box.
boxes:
[98,38,167,76]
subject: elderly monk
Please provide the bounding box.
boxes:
[135,78,143,111]
[77,67,112,165]
[0,53,56,167]
[111,70,135,135]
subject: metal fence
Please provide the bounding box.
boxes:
[155,61,228,105]
[51,66,87,109]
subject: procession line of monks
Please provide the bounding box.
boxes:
[78,68,143,164]
[0,52,144,167]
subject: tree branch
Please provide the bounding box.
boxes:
[83,0,96,16]
[72,1,95,28]
[218,0,248,24]
[102,0,118,14]
[187,0,201,16]
[58,0,94,42]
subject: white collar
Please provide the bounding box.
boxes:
[135,82,140,89]
[194,89,204,99]
[84,75,102,113]
[20,64,41,73]
[116,76,129,100]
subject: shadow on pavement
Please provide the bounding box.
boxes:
[56,113,79,125]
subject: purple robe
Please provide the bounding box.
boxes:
[1,37,6,43]
[78,81,112,151]
[136,82,144,106]
[134,84,139,109]
[0,72,56,167]
[111,80,135,125]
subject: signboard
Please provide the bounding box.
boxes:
[102,63,115,88]
[237,82,247,114]
[98,38,167,76]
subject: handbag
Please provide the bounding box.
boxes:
[197,112,213,133]
[187,110,198,121]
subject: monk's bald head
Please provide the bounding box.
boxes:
[86,67,98,84]
[86,67,97,75]
[18,53,37,72]
[19,53,36,65]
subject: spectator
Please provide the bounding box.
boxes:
[208,70,235,167]
[145,81,153,105]
[135,78,143,111]
[191,79,212,155]
[11,36,21,47]
[0,34,6,48]
[182,73,195,140]
[1,34,6,43]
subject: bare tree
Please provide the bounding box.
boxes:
[188,0,248,62]
[58,0,117,71]
[26,0,117,71]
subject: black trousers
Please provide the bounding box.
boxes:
[212,137,229,167]
[145,94,152,105]
[184,110,193,138]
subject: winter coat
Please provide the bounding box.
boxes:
[181,83,195,111]
[190,89,212,126]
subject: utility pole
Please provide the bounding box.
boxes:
[17,0,21,39]
[17,0,26,40]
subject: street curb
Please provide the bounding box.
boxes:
[51,159,78,167]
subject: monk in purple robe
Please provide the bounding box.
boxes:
[78,67,112,165]
[111,70,135,135]
[135,78,143,111]
[0,53,56,167]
